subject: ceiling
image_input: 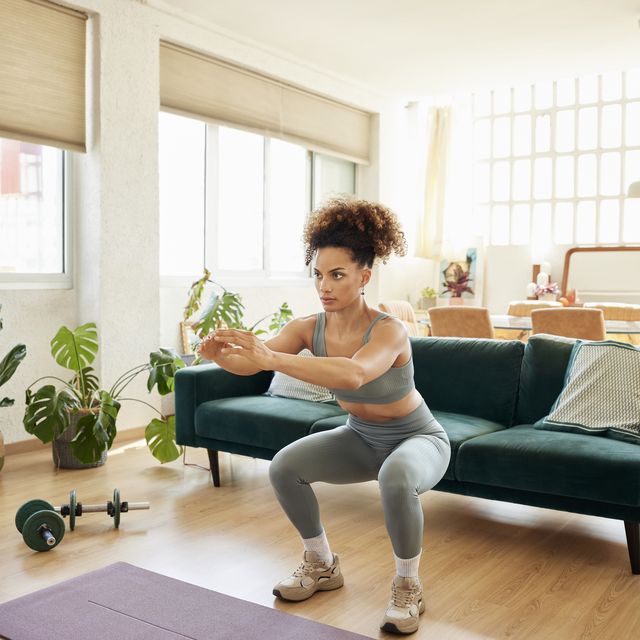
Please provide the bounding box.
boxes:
[153,0,640,99]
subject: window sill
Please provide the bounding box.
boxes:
[0,274,72,290]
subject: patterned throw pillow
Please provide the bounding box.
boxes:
[266,349,335,403]
[535,340,640,443]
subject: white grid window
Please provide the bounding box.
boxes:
[473,69,640,248]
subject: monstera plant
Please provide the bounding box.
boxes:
[23,323,184,466]
[0,305,27,472]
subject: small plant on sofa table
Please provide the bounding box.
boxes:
[183,268,293,358]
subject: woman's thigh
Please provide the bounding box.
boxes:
[270,426,381,485]
[378,433,451,494]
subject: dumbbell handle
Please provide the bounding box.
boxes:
[55,501,150,514]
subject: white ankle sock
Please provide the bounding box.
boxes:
[302,530,333,565]
[394,551,422,578]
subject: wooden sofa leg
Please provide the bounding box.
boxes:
[207,449,221,487]
[624,521,640,574]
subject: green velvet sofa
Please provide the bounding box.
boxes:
[175,334,640,574]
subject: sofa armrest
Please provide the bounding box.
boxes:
[175,364,274,447]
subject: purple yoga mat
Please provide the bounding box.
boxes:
[0,562,372,640]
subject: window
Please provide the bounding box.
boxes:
[473,69,640,249]
[0,138,66,277]
[159,112,356,279]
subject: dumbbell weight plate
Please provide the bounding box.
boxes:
[69,489,77,531]
[113,488,121,529]
[15,499,55,534]
[22,510,65,552]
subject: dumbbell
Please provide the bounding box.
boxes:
[53,488,150,530]
[15,489,150,552]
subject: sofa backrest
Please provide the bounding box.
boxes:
[410,337,524,426]
[515,333,575,425]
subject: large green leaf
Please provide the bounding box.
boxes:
[145,416,182,463]
[0,343,26,387]
[23,386,77,443]
[147,349,185,395]
[69,391,120,463]
[194,290,245,337]
[50,323,98,373]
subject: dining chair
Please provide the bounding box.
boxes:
[530,308,606,340]
[427,306,494,339]
[507,300,563,316]
[378,300,422,337]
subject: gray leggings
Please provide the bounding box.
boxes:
[269,401,451,559]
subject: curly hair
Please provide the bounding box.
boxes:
[303,197,407,267]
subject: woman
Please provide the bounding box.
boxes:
[199,198,451,635]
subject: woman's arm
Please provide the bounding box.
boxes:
[198,316,310,376]
[213,317,408,389]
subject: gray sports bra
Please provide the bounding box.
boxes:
[311,312,415,404]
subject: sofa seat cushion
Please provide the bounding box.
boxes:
[432,411,506,480]
[195,396,347,451]
[310,414,349,434]
[456,425,640,506]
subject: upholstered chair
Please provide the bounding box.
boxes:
[378,300,421,337]
[427,306,494,339]
[530,308,606,341]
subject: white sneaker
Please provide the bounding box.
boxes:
[272,551,343,602]
[380,575,425,634]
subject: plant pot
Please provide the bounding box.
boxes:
[449,297,464,305]
[52,409,107,469]
[538,293,557,302]
[0,429,4,472]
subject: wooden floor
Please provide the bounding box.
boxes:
[2,441,640,640]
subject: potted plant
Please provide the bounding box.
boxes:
[441,256,475,304]
[0,305,27,472]
[183,268,293,360]
[417,287,438,310]
[23,322,184,468]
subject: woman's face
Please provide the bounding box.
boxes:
[313,246,371,310]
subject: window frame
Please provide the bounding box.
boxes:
[473,71,640,249]
[0,146,72,290]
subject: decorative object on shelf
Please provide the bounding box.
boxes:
[440,249,476,301]
[23,323,185,468]
[417,287,437,310]
[0,305,27,473]
[183,268,293,361]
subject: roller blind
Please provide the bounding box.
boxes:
[160,41,371,164]
[0,0,86,152]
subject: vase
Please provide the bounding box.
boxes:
[52,409,107,469]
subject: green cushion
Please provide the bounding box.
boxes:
[309,414,348,434]
[411,337,524,426]
[456,425,640,506]
[195,395,346,452]
[432,410,506,480]
[516,334,575,424]
[535,340,640,444]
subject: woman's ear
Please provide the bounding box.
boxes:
[360,268,372,288]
